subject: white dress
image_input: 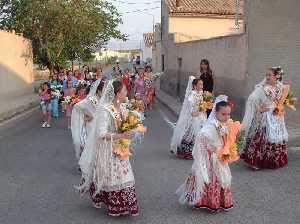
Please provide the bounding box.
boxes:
[176,119,233,210]
[172,90,207,159]
[78,103,139,216]
[71,95,99,160]
[241,81,288,169]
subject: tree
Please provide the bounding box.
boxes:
[0,0,126,72]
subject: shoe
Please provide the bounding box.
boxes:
[46,123,51,128]
[223,206,233,212]
[41,122,47,128]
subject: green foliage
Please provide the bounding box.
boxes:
[0,0,126,71]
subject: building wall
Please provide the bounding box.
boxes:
[94,49,126,60]
[246,0,300,122]
[0,30,34,117]
[142,46,152,62]
[160,34,248,117]
[169,17,243,41]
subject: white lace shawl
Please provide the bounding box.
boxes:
[170,76,206,151]
[176,120,231,205]
[170,76,195,151]
[71,96,99,160]
[78,103,135,194]
[71,80,103,160]
[242,80,288,144]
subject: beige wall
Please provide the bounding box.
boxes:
[159,34,248,117]
[246,0,300,122]
[154,0,300,122]
[0,30,34,117]
[169,17,243,42]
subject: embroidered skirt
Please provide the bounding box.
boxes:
[241,129,288,169]
[176,139,194,160]
[89,183,139,217]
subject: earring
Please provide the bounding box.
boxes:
[117,99,120,104]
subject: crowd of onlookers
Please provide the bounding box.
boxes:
[38,62,159,129]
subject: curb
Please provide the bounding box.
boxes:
[0,100,39,124]
[156,93,179,118]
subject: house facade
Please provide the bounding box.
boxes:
[153,0,244,73]
[155,0,300,122]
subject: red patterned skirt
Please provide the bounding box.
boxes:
[195,176,233,211]
[176,139,194,160]
[241,129,288,169]
[89,183,139,217]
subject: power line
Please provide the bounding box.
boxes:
[121,6,160,14]
[110,0,161,5]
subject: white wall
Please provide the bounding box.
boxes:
[169,17,243,41]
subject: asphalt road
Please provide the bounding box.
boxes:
[0,102,299,224]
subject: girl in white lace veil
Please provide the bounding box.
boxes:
[77,80,140,217]
[176,95,233,211]
[71,79,104,160]
[170,76,207,159]
[241,66,289,170]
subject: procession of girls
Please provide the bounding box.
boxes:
[40,59,295,217]
[172,59,295,213]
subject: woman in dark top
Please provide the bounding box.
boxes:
[198,59,214,116]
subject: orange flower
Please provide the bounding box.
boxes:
[218,120,242,164]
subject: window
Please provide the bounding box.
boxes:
[161,54,165,72]
[177,57,182,68]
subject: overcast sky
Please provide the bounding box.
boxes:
[107,0,161,50]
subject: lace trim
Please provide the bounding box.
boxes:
[98,181,135,192]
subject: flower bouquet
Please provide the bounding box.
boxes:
[61,96,81,112]
[284,90,297,111]
[273,85,297,116]
[217,120,242,164]
[114,111,147,160]
[130,99,145,112]
[199,91,214,111]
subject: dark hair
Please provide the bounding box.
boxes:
[112,80,123,95]
[215,101,229,112]
[96,81,105,94]
[192,78,202,88]
[145,65,152,72]
[270,67,283,81]
[42,82,51,94]
[51,73,60,82]
[85,85,91,95]
[200,59,212,76]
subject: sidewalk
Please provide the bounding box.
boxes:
[155,80,300,147]
[0,93,39,123]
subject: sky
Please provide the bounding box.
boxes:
[106,0,161,50]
